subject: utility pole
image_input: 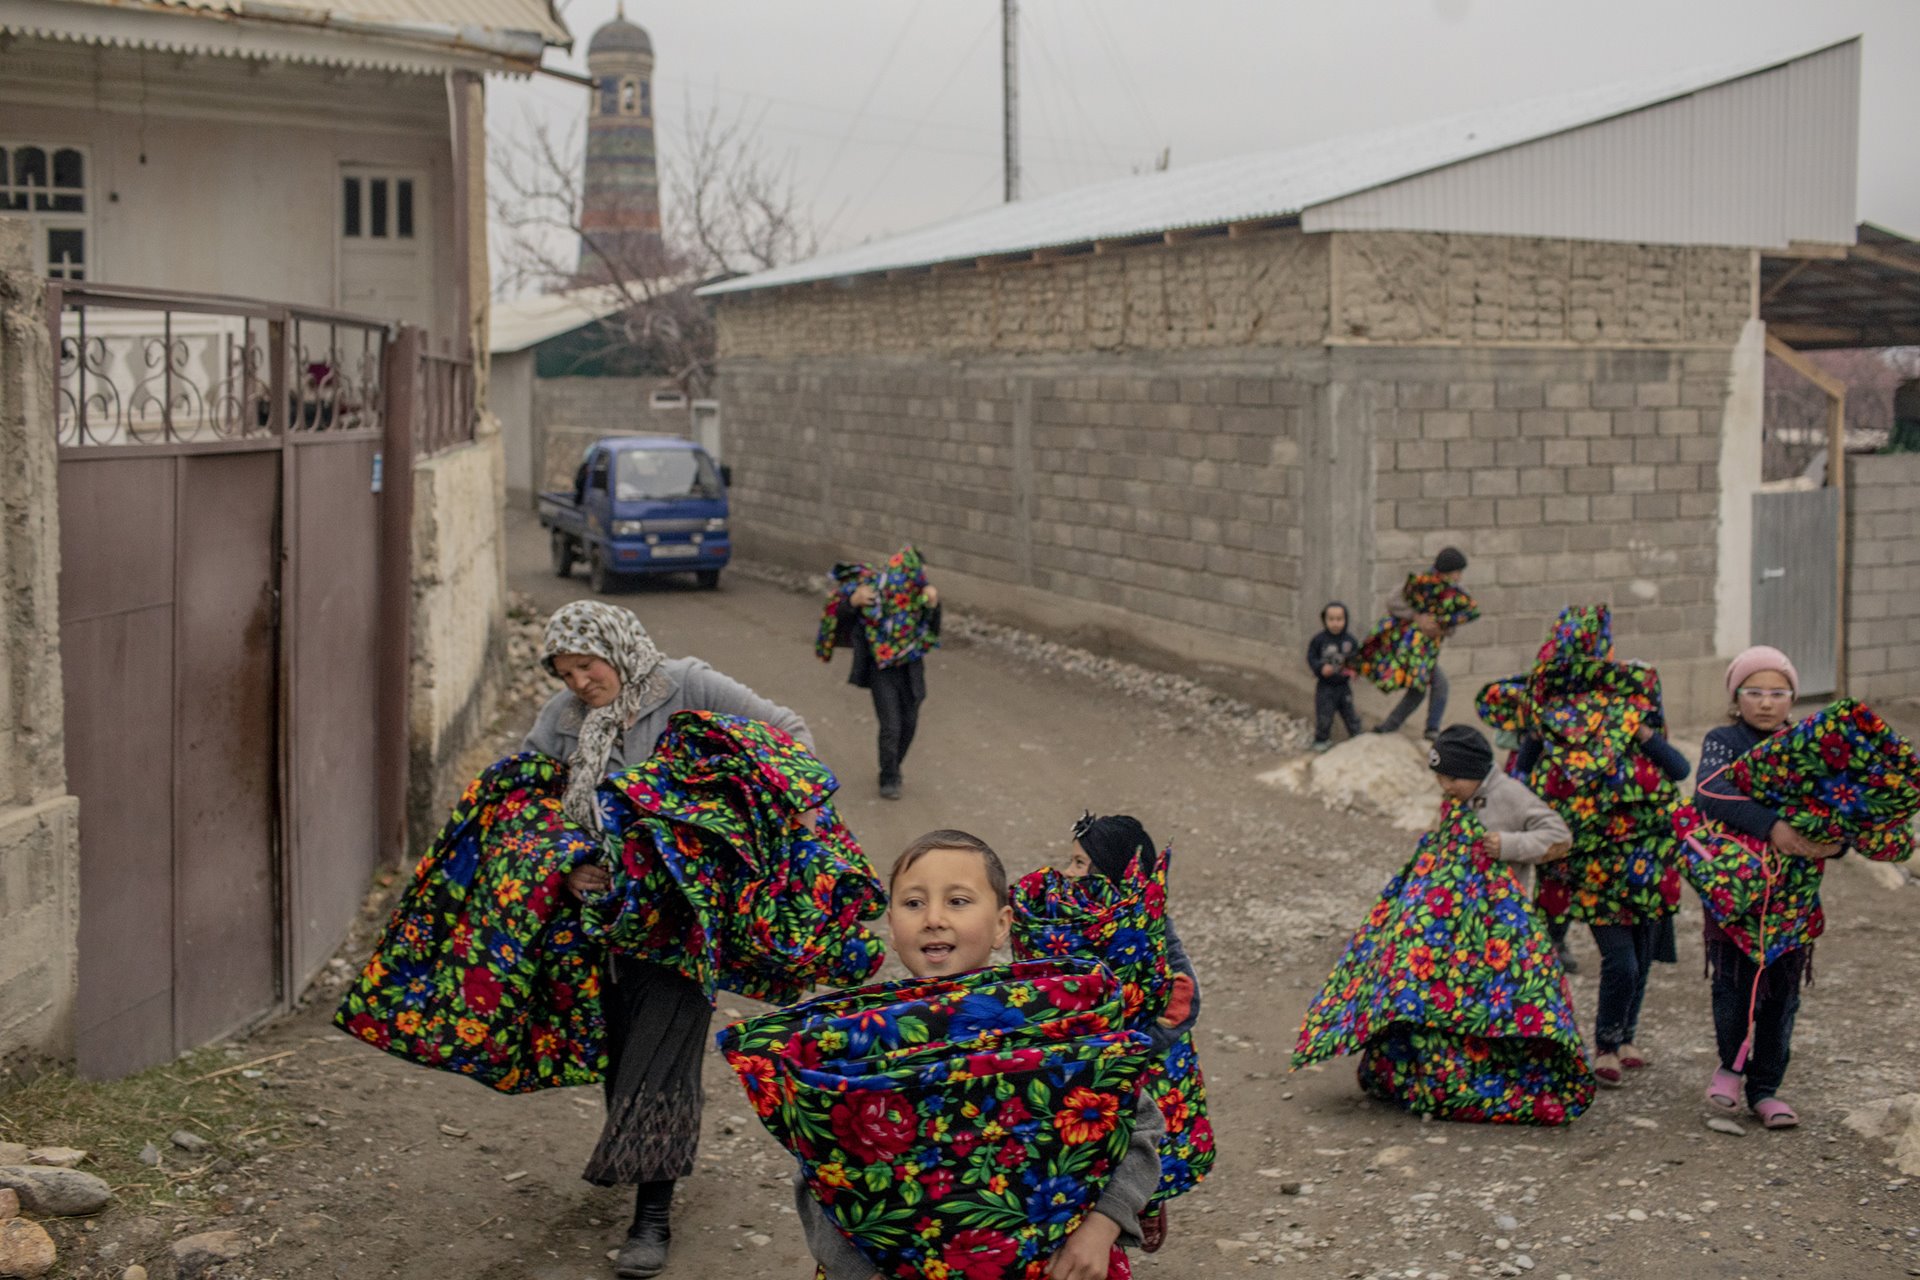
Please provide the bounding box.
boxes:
[1002,0,1020,202]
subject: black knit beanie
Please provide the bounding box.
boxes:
[1428,725,1494,781]
[1071,813,1157,880]
[1434,547,1468,574]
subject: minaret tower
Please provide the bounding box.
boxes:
[577,5,661,278]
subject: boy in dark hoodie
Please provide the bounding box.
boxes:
[1307,601,1362,753]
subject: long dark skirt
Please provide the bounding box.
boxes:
[583,956,712,1186]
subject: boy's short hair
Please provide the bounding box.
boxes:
[891,829,1010,907]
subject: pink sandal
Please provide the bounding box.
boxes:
[1618,1044,1651,1070]
[1593,1053,1625,1088]
[1752,1098,1799,1129]
[1705,1067,1742,1112]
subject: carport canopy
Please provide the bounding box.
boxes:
[1762,223,1920,350]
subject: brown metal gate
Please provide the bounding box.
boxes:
[51,286,419,1077]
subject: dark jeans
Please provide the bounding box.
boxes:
[1377,666,1448,734]
[1591,922,1658,1052]
[1708,936,1804,1105]
[870,664,923,785]
[1313,680,1362,743]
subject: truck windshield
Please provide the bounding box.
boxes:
[615,448,721,501]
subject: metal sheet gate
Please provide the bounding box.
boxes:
[51,287,410,1078]
[1752,487,1841,697]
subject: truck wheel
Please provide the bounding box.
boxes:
[588,548,616,595]
[696,569,722,590]
[550,531,574,578]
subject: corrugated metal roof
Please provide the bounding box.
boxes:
[702,38,1858,298]
[489,286,630,354]
[82,0,569,43]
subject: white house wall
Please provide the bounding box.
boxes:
[0,38,461,344]
[1304,40,1858,249]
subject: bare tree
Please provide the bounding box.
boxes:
[489,95,817,390]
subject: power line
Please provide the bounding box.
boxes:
[847,10,1000,228]
[813,0,928,194]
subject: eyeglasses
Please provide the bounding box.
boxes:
[1735,688,1794,702]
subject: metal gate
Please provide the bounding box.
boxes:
[1752,487,1841,696]
[51,285,414,1077]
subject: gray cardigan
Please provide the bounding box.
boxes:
[1465,771,1573,866]
[797,1090,1166,1280]
[521,655,814,769]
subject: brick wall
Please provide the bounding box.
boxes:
[712,229,1754,716]
[1358,346,1735,687]
[1332,233,1753,346]
[718,230,1330,360]
[1846,453,1920,701]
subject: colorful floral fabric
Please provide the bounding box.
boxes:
[585,711,889,1005]
[1478,607,1683,927]
[1010,855,1216,1204]
[1351,573,1480,695]
[1676,699,1920,964]
[1292,802,1594,1126]
[334,755,607,1093]
[719,959,1153,1280]
[815,545,942,670]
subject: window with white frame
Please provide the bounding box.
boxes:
[0,144,89,279]
[341,172,417,241]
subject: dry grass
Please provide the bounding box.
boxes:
[0,1045,298,1212]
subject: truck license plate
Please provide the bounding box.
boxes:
[652,544,700,558]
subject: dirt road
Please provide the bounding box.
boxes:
[25,509,1920,1280]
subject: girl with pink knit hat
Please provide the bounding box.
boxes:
[1686,646,1841,1129]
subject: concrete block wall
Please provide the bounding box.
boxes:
[1357,346,1736,695]
[408,419,510,847]
[532,376,685,493]
[721,350,1321,702]
[1846,453,1920,702]
[0,220,81,1071]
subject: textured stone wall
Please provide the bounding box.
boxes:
[0,220,80,1071]
[1332,233,1754,347]
[718,231,1330,360]
[1358,346,1736,694]
[1846,453,1920,702]
[408,419,510,847]
[532,376,686,492]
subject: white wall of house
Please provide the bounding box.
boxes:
[0,37,462,349]
[493,347,537,505]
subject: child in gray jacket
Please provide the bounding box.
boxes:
[1429,725,1573,865]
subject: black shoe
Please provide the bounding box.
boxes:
[615,1214,670,1278]
[879,777,902,801]
[1422,727,1440,743]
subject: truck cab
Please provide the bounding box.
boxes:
[538,436,731,593]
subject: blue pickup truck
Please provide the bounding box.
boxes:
[539,436,731,593]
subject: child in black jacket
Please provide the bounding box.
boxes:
[1307,601,1361,752]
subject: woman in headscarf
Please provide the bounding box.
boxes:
[524,600,813,1280]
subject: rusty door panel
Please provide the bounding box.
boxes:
[284,436,382,989]
[58,454,180,1078]
[172,452,282,1051]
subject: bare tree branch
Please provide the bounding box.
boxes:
[489,94,817,391]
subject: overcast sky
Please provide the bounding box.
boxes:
[489,0,1918,276]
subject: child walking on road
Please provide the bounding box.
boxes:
[816,546,942,800]
[1307,602,1362,751]
[1357,547,1476,742]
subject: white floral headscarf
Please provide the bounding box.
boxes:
[541,601,672,828]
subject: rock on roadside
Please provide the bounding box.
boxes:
[1845,1093,1920,1176]
[0,1167,113,1217]
[0,1190,15,1221]
[171,1230,253,1280]
[0,1217,57,1278]
[23,1149,84,1170]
